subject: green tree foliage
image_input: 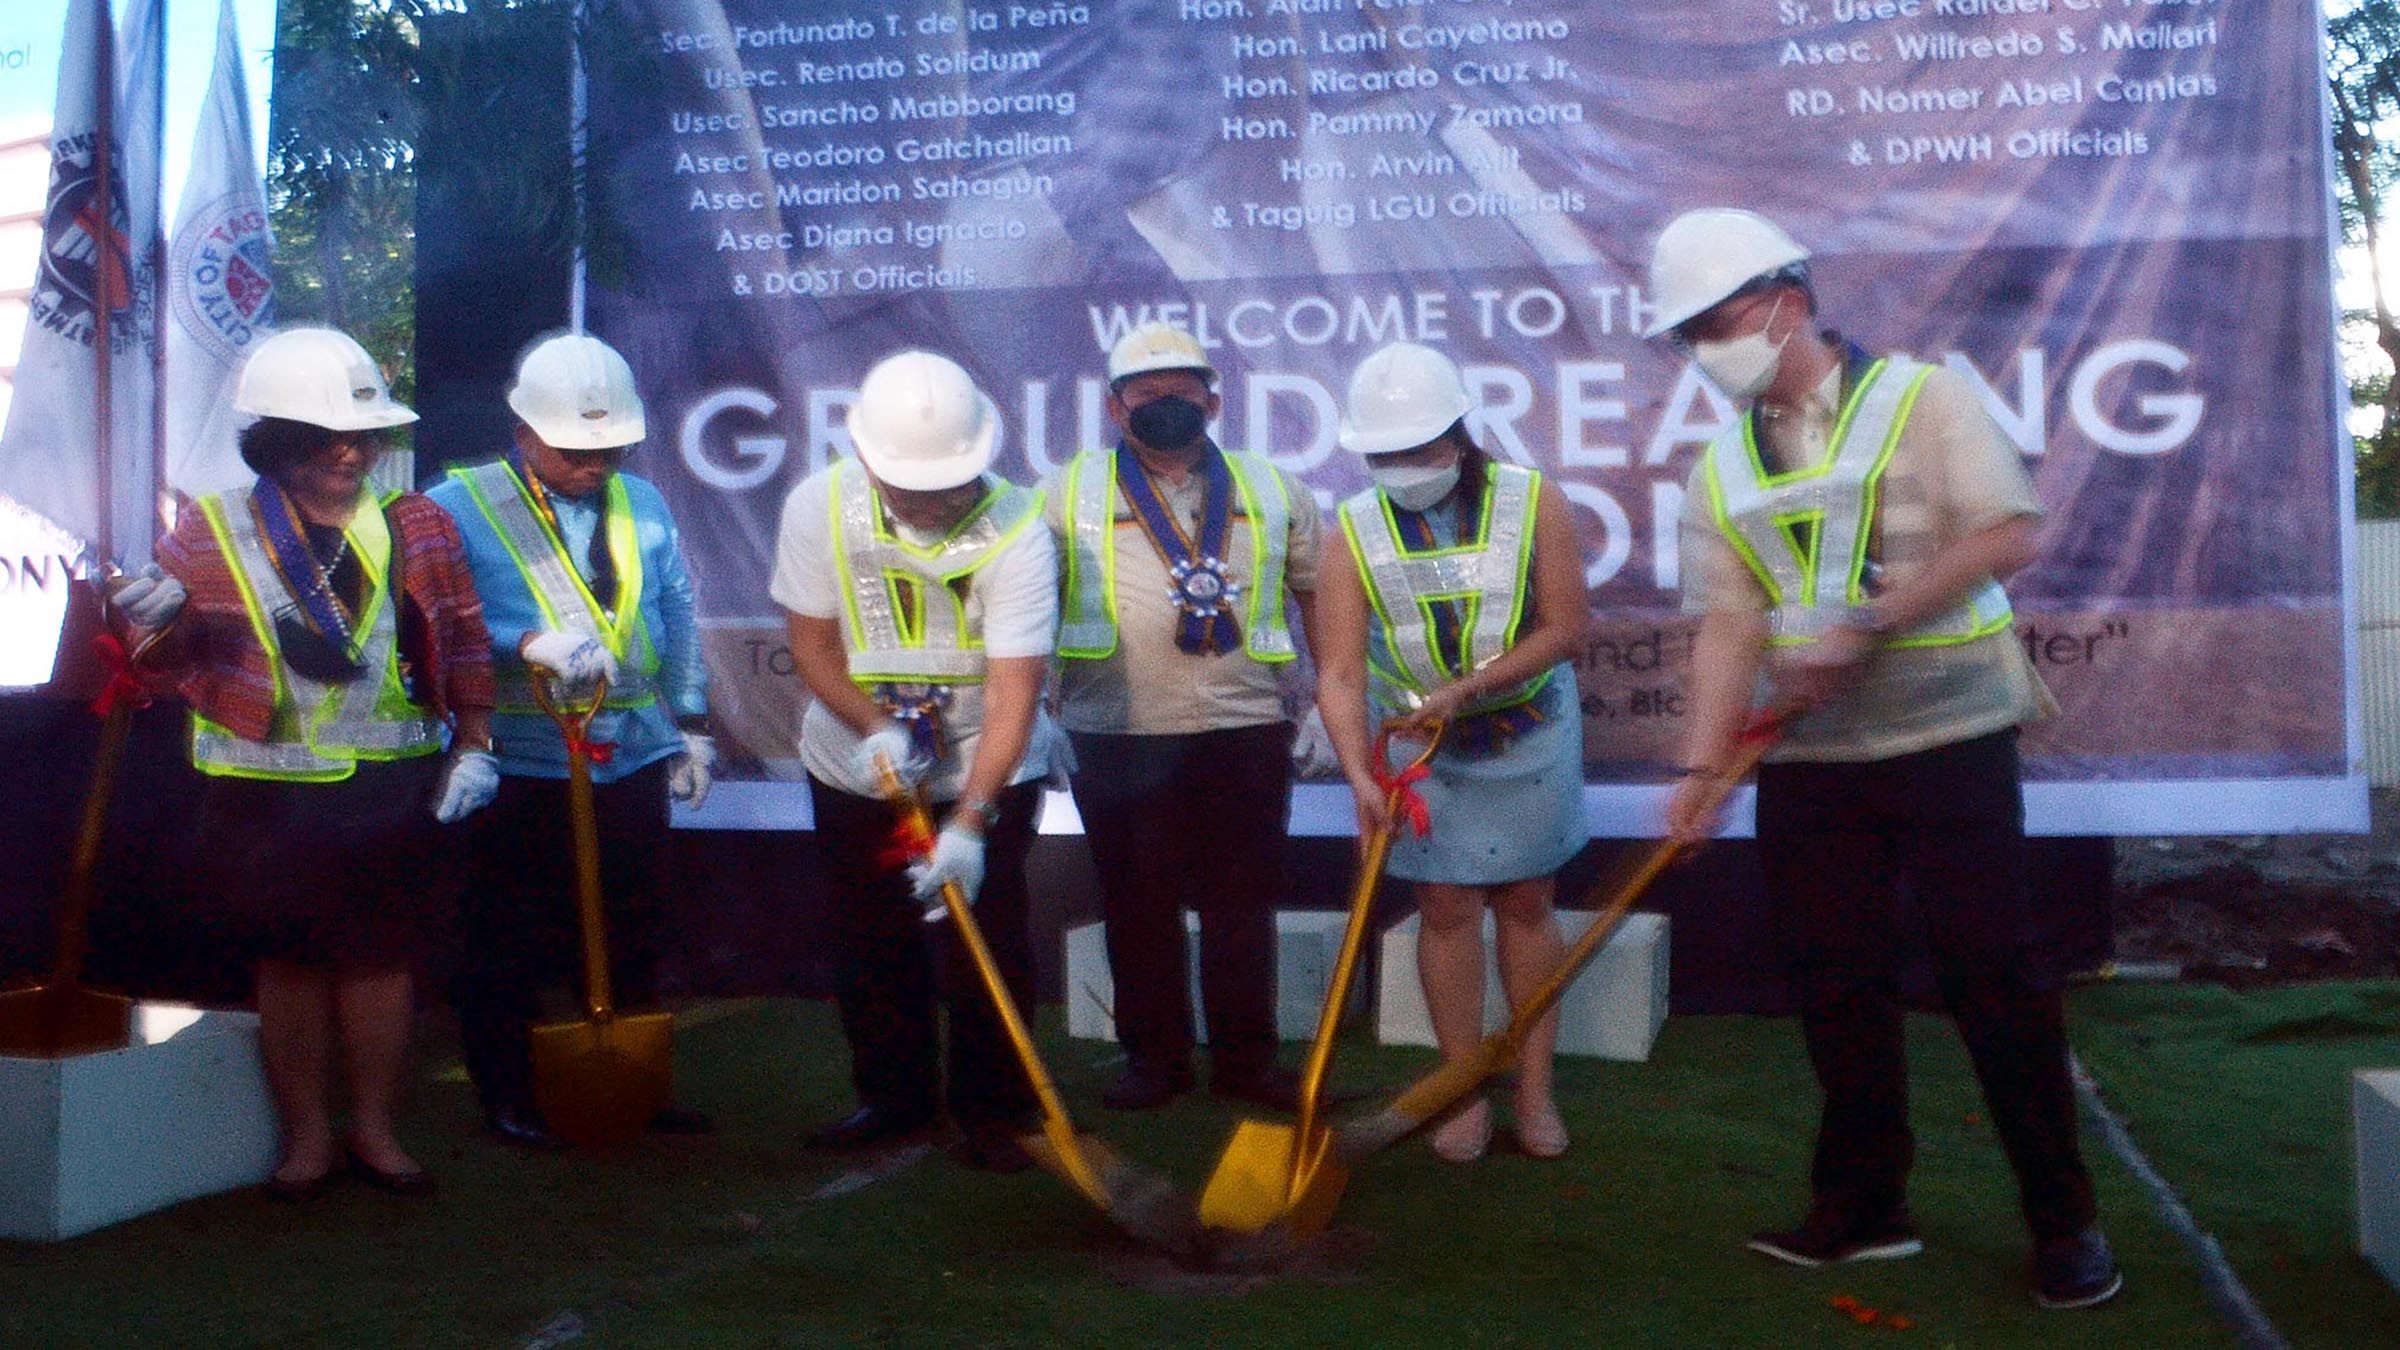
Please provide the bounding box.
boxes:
[2330,1,2400,516]
[265,0,432,409]
[264,0,636,442]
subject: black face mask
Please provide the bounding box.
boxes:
[273,606,366,683]
[1127,395,1208,452]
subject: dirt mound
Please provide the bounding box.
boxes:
[2112,788,2400,986]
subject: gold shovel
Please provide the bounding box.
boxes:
[1336,710,1792,1161]
[1197,721,1446,1239]
[527,669,674,1146]
[873,756,1202,1258]
[0,628,160,1058]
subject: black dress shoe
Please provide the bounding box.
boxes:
[805,1105,933,1152]
[956,1125,1035,1174]
[1210,1064,1305,1115]
[1101,1059,1195,1111]
[345,1144,435,1197]
[648,1105,716,1135]
[483,1107,570,1152]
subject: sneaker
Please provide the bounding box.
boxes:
[2034,1228,2124,1310]
[1747,1205,1924,1268]
[1101,1058,1195,1111]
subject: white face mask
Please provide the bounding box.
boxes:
[1372,459,1461,512]
[1692,294,1792,405]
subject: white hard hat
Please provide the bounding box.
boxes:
[847,350,997,492]
[232,326,417,432]
[1106,322,1214,385]
[1642,208,1812,339]
[1340,342,1474,456]
[509,332,646,450]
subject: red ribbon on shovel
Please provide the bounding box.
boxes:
[1373,751,1434,838]
[87,633,148,718]
[876,810,937,871]
[565,729,616,766]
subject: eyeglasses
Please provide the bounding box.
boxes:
[557,444,631,465]
[1665,288,1783,353]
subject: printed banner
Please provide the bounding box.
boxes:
[581,0,2363,834]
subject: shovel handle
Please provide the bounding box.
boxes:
[530,667,617,1022]
[1290,720,1445,1175]
[1351,708,1793,1150]
[1480,707,1790,1065]
[52,628,163,988]
[873,756,1110,1208]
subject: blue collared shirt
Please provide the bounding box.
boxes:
[426,464,707,781]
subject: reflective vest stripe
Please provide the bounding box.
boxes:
[1339,463,1548,715]
[1056,449,1295,662]
[1056,451,1118,657]
[1702,357,2013,647]
[190,487,443,781]
[451,461,658,710]
[830,460,1040,682]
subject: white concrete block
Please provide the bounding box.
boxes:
[1063,911,1360,1043]
[0,1006,279,1241]
[1376,910,1669,1062]
[2358,1069,2400,1290]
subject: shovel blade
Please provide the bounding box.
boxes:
[1280,1128,1347,1242]
[0,984,132,1059]
[1198,1120,1298,1234]
[530,1010,674,1147]
[1021,1130,1206,1261]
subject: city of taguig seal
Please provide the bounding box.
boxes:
[169,192,275,361]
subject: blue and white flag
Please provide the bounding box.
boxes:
[164,0,272,501]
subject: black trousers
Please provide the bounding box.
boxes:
[1067,722,1293,1078]
[1756,729,2097,1242]
[807,775,1041,1129]
[453,760,673,1116]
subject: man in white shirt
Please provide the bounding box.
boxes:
[771,350,1061,1171]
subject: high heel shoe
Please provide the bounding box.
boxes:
[262,1169,337,1202]
[1514,1098,1569,1159]
[345,1141,435,1196]
[1431,1096,1492,1163]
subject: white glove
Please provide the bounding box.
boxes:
[906,821,985,919]
[853,721,931,790]
[112,564,186,629]
[667,730,717,809]
[1291,707,1343,779]
[520,631,618,687]
[432,749,500,823]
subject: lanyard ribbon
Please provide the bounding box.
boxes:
[252,477,358,658]
[1117,443,1241,655]
[872,681,950,764]
[511,451,622,616]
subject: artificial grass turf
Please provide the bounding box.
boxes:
[0,986,2393,1347]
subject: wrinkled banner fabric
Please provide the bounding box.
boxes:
[583,0,2360,836]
